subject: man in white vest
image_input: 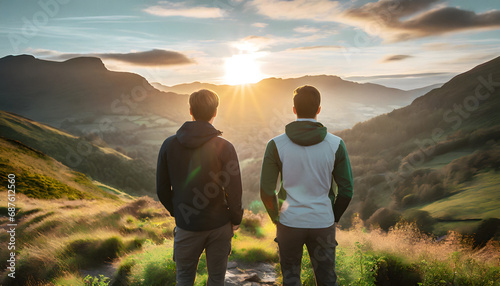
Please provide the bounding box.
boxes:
[260,85,354,286]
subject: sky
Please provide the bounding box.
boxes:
[1,0,500,90]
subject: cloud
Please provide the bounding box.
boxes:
[341,0,500,41]
[400,7,500,36]
[54,15,139,22]
[381,54,413,62]
[144,2,224,18]
[98,49,194,66]
[345,72,451,81]
[294,26,320,34]
[249,0,500,42]
[422,42,473,51]
[287,45,344,51]
[247,0,340,22]
[252,22,268,28]
[30,49,194,67]
[232,35,274,52]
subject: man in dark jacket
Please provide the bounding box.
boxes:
[157,89,243,286]
[260,85,353,286]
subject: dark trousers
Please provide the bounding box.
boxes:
[277,222,338,286]
[173,222,233,286]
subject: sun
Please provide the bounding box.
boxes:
[224,53,264,85]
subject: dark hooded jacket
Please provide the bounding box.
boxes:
[157,121,243,231]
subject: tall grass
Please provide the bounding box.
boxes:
[230,211,279,263]
[115,241,209,286]
[1,192,498,285]
[0,195,172,285]
[274,216,500,285]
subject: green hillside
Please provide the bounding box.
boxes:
[336,56,500,236]
[0,137,113,200]
[0,111,155,197]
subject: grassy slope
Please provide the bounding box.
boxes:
[0,137,117,200]
[420,172,500,220]
[418,149,475,170]
[419,171,500,235]
[0,111,155,196]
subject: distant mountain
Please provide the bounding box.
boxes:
[154,75,415,104]
[0,54,424,133]
[406,83,443,98]
[153,74,425,131]
[0,54,189,127]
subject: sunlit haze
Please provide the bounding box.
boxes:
[224,53,265,85]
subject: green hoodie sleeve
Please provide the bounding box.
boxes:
[260,140,281,224]
[332,139,353,222]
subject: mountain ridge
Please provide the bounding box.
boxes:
[0,54,187,127]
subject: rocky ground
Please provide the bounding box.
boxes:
[225,261,277,285]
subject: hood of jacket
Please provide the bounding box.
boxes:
[285,120,327,146]
[176,121,222,149]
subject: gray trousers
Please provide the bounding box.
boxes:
[173,222,233,286]
[277,222,338,286]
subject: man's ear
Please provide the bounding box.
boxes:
[213,108,218,118]
[189,108,193,116]
[293,106,297,115]
[317,106,321,115]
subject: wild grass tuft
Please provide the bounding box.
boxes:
[230,214,279,263]
[240,211,266,238]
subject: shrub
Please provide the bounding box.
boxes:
[401,194,420,207]
[402,210,437,234]
[473,218,500,248]
[375,253,421,285]
[240,212,265,238]
[65,236,124,268]
[248,200,266,213]
[358,199,379,221]
[84,274,110,286]
[367,208,401,231]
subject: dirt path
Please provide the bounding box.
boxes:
[225,261,277,285]
[80,261,277,285]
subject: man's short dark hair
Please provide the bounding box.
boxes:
[293,85,321,118]
[189,89,219,121]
